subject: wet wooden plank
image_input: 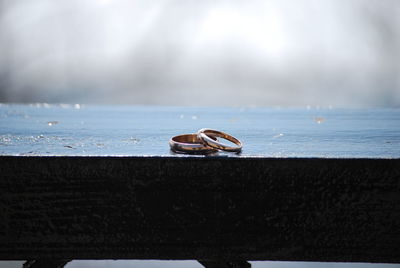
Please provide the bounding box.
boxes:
[0,104,399,157]
[0,104,399,263]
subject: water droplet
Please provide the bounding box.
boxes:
[314,117,325,124]
[124,137,140,144]
[131,138,140,144]
[47,121,59,126]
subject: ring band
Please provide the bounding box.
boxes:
[197,128,242,152]
[169,134,218,153]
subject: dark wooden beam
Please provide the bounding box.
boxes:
[23,260,70,268]
[1,156,399,263]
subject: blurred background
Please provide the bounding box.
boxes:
[0,0,399,107]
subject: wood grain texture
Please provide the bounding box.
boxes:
[1,156,399,262]
[0,105,399,263]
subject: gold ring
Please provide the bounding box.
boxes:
[197,128,242,152]
[169,133,218,154]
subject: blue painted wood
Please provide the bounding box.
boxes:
[0,104,399,158]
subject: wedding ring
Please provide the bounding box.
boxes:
[197,128,242,152]
[169,133,217,154]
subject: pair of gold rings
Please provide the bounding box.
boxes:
[169,128,242,154]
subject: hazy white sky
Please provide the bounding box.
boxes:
[0,0,399,106]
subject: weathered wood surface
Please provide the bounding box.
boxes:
[0,104,400,263]
[0,104,399,157]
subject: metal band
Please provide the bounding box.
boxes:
[169,133,217,154]
[197,128,242,152]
